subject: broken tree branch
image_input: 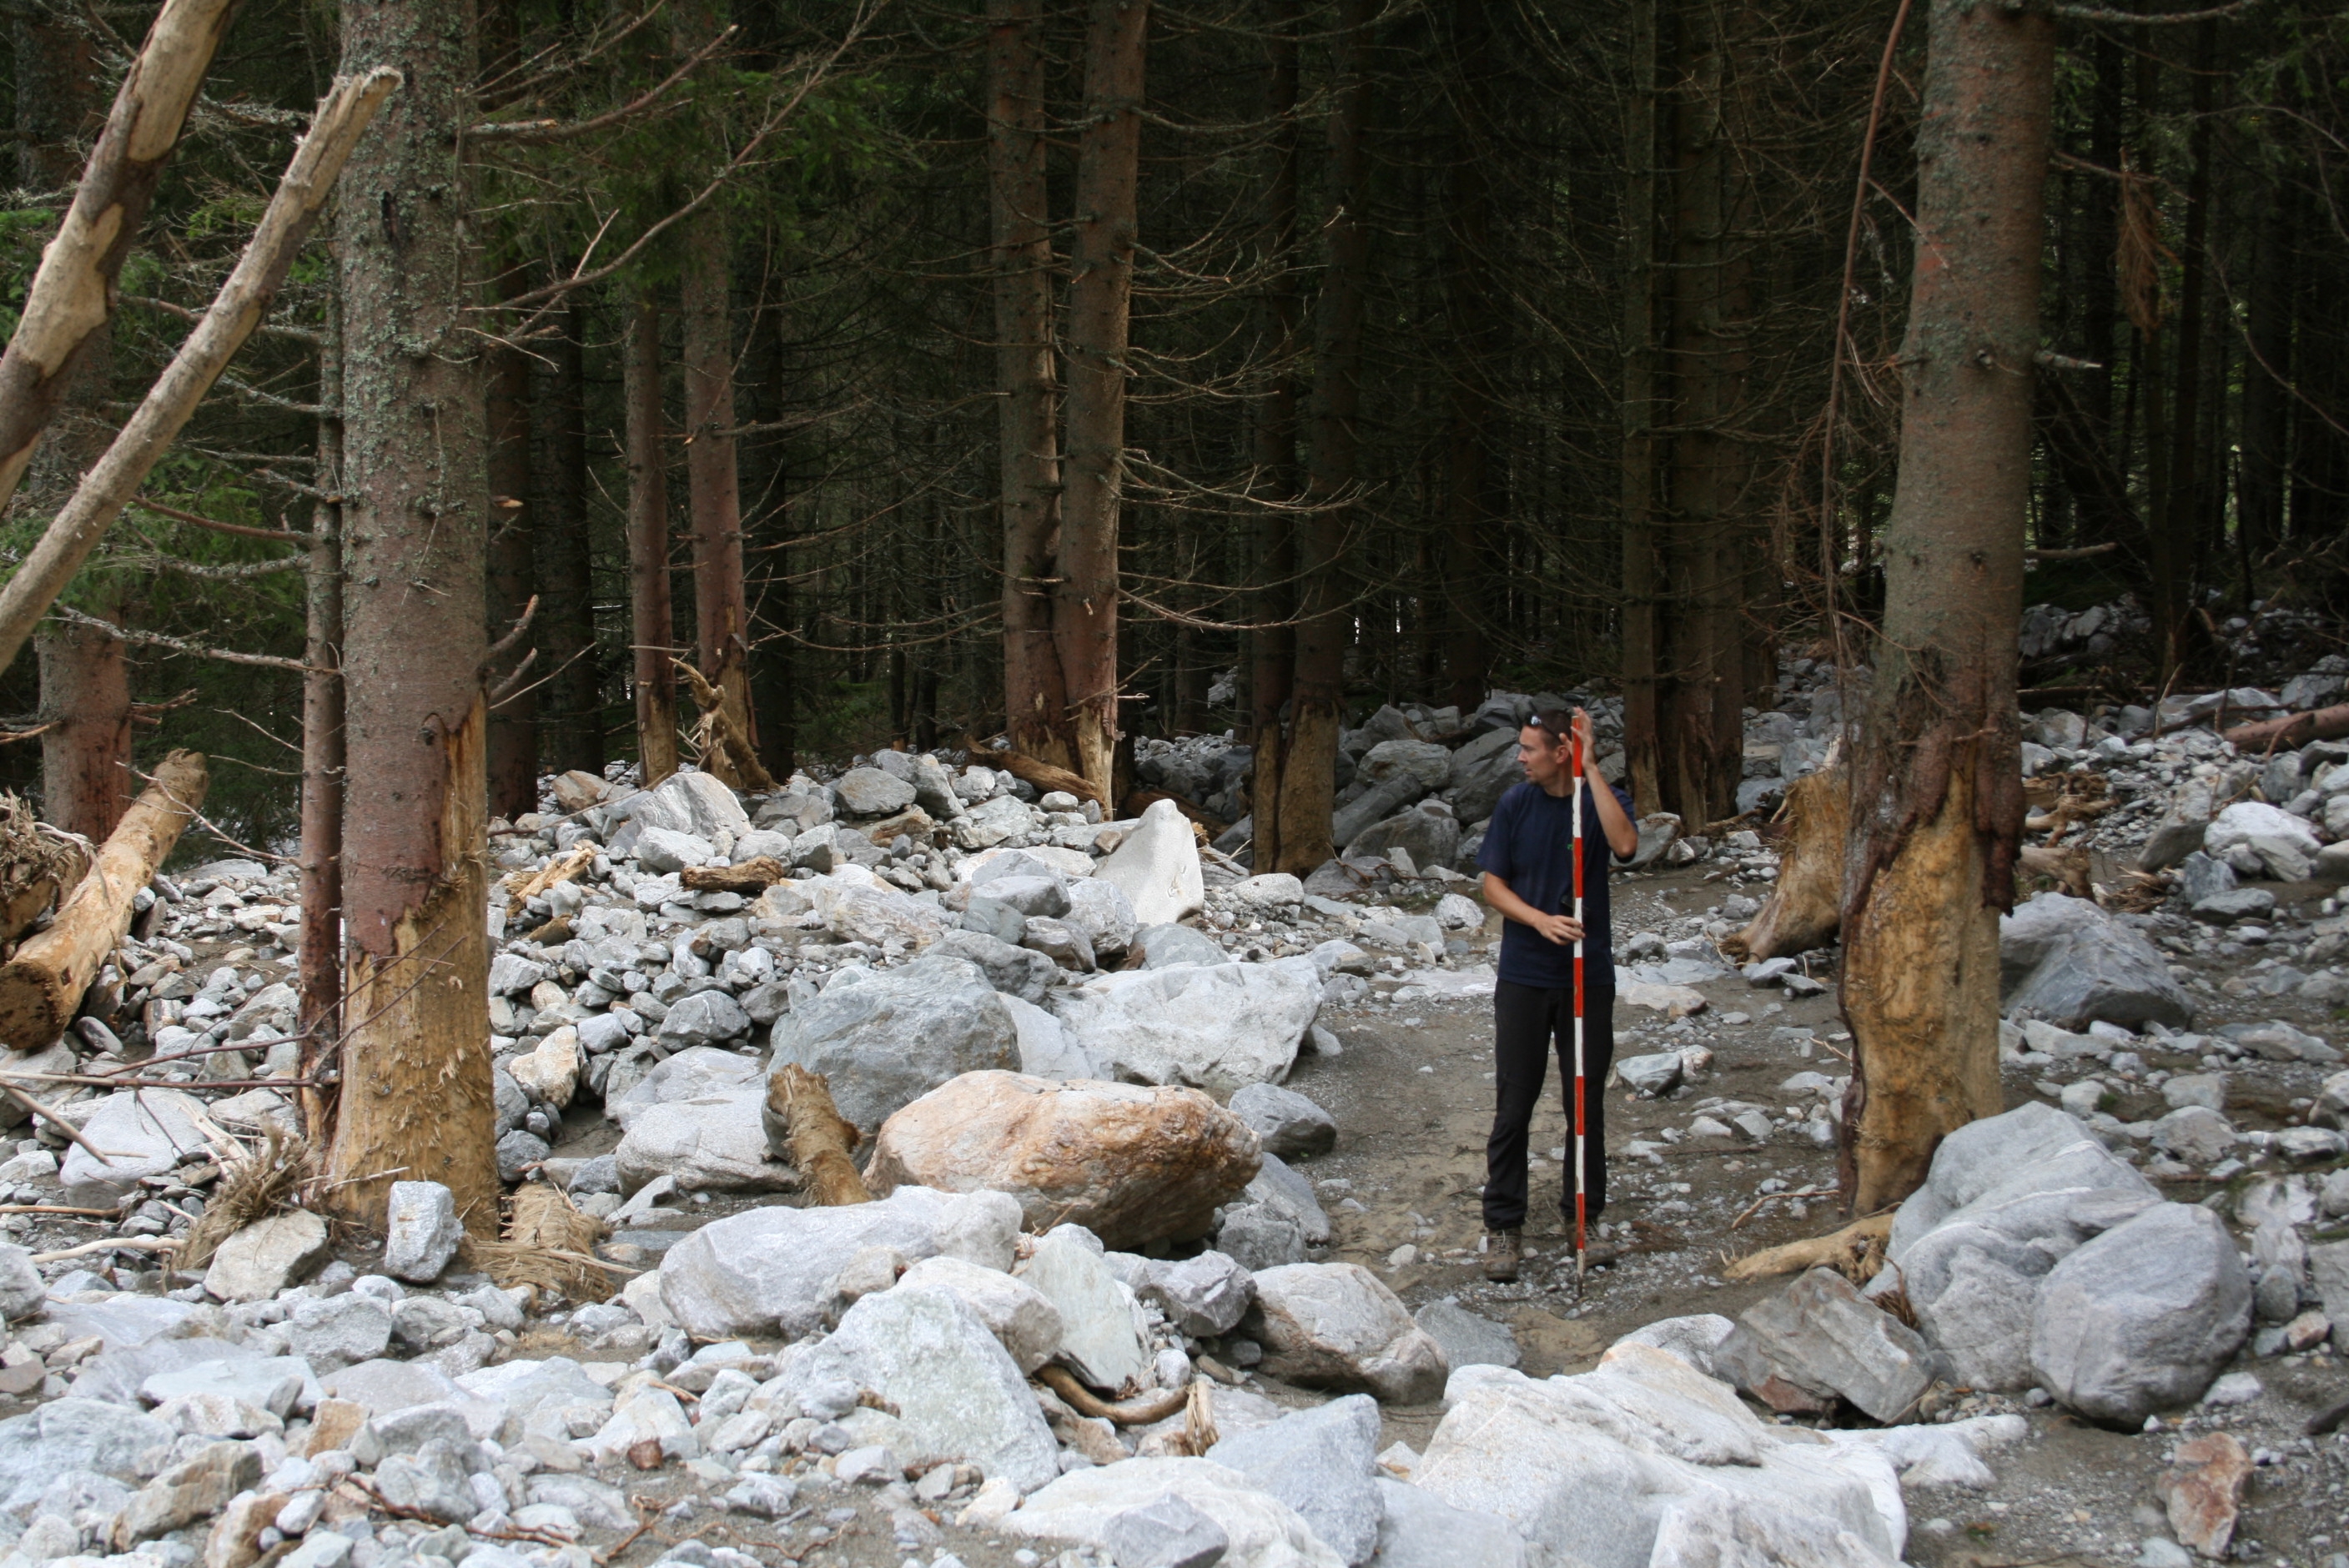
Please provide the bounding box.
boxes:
[0,67,403,677]
[0,0,237,519]
[47,606,314,673]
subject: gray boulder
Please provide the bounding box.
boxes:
[1447,728,1523,827]
[1714,1268,1934,1423]
[2138,780,2215,872]
[1230,1082,1336,1160]
[1051,959,1320,1093]
[1018,1228,1150,1393]
[1999,892,2193,1031]
[1215,1203,1307,1271]
[657,1185,1023,1339]
[1358,739,1452,790]
[58,1088,210,1206]
[1616,1052,1684,1097]
[1343,805,1462,872]
[634,827,714,874]
[1094,799,1205,927]
[1102,1495,1230,1568]
[606,1045,763,1129]
[1372,1475,1527,1568]
[1414,1299,1520,1371]
[982,872,1070,920]
[2029,1201,2251,1425]
[782,1284,1059,1492]
[2192,887,2276,925]
[0,1400,174,1512]
[1134,922,1230,969]
[1064,877,1139,957]
[1331,774,1431,850]
[938,928,1058,1004]
[2175,851,2236,908]
[768,955,1019,1133]
[1245,1262,1447,1405]
[1207,1394,1383,1565]
[0,1244,40,1322]
[1879,1100,2160,1391]
[2150,1105,2238,1166]
[1243,1149,1331,1244]
[1130,1250,1254,1337]
[202,1209,329,1303]
[834,767,916,817]
[658,990,752,1048]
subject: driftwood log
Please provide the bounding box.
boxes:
[763,1063,870,1205]
[680,857,787,895]
[1722,1212,1893,1284]
[0,796,90,954]
[1720,761,1849,963]
[2220,702,2349,754]
[983,743,1104,809]
[503,842,595,915]
[0,749,205,1051]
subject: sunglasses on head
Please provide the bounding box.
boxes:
[1527,711,1577,741]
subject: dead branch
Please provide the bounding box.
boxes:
[504,842,596,916]
[1034,1365,1192,1425]
[0,1078,117,1166]
[1721,1212,1893,1284]
[0,68,402,676]
[46,606,314,673]
[466,27,737,145]
[0,0,236,520]
[130,496,310,545]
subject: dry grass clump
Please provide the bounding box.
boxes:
[176,1123,314,1271]
[465,1180,624,1303]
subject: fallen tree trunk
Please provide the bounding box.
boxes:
[763,1064,870,1205]
[0,796,91,954]
[1721,757,1848,962]
[2220,702,2349,754]
[983,741,1104,809]
[0,750,206,1051]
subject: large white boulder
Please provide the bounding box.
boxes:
[1051,960,1319,1093]
[1412,1347,1904,1568]
[1093,798,1205,925]
[2028,1201,2251,1426]
[657,1186,1023,1339]
[1003,1457,1345,1568]
[2204,799,2322,882]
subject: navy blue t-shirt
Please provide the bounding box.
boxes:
[1476,777,1634,990]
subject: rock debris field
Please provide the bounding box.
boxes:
[2,646,2348,1568]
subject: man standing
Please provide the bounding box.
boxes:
[1476,707,1640,1283]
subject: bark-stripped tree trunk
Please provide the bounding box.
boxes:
[1655,1,1754,828]
[987,0,1070,766]
[0,0,232,521]
[1838,0,2050,1214]
[485,296,538,821]
[1438,0,1496,714]
[325,0,497,1232]
[1248,0,1301,873]
[682,208,759,776]
[536,299,602,775]
[1272,0,1371,875]
[626,291,681,786]
[299,305,345,1139]
[1054,0,1146,802]
[1618,0,1662,815]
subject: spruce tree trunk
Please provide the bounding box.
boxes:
[1618,0,1662,814]
[987,0,1070,766]
[1273,0,1371,875]
[1438,0,1496,715]
[1838,0,2050,1214]
[485,315,538,821]
[1248,0,1300,873]
[2239,180,2292,563]
[1655,2,1753,828]
[537,299,602,775]
[327,0,498,1231]
[682,209,757,762]
[1055,0,1147,801]
[626,291,681,786]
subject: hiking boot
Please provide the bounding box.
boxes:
[1483,1228,1522,1283]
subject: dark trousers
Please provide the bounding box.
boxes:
[1482,978,1615,1233]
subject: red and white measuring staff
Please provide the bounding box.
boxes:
[1569,721,1589,1296]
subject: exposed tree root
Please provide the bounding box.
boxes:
[764,1064,870,1205]
[1035,1364,1192,1425]
[1722,1211,1892,1284]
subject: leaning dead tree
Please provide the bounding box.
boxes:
[0,750,207,1053]
[1836,0,2052,1214]
[0,68,404,674]
[0,0,234,519]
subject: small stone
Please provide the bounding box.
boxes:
[2160,1431,2252,1559]
[1227,1083,1337,1160]
[1100,1492,1232,1568]
[382,1181,464,1283]
[203,1209,329,1303]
